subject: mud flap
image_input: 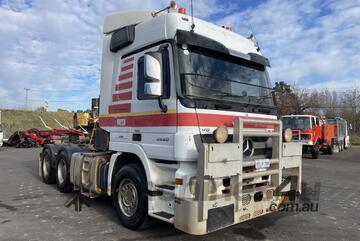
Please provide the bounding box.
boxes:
[207,204,234,232]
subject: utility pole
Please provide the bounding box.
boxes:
[24,88,30,110]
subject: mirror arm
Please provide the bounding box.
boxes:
[158,97,168,113]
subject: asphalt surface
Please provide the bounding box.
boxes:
[0,146,359,241]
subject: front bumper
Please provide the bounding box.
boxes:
[174,118,302,235]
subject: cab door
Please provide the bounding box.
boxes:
[130,43,177,161]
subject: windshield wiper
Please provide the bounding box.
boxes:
[213,93,251,107]
[182,73,273,90]
[214,103,232,110]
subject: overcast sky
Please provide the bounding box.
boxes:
[0,0,359,111]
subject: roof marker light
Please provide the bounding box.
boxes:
[178,7,186,14]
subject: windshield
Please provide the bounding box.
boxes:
[177,45,274,106]
[282,117,311,130]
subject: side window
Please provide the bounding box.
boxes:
[137,48,170,100]
[311,117,316,127]
[315,118,320,126]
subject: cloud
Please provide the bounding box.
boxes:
[0,0,359,111]
[216,0,360,90]
[0,0,227,110]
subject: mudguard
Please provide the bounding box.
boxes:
[42,144,90,169]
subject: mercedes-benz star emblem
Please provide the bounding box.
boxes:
[243,138,255,157]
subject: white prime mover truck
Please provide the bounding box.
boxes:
[39,4,302,235]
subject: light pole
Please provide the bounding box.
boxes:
[24,88,30,110]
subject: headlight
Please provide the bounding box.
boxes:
[283,128,293,142]
[213,126,228,143]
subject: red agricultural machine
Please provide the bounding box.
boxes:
[7,117,85,148]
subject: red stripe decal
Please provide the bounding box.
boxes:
[115,82,132,91]
[178,113,274,128]
[100,113,275,127]
[118,72,133,81]
[100,114,176,127]
[123,56,134,63]
[112,92,132,101]
[121,64,133,71]
[108,103,131,114]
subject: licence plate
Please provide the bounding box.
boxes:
[255,159,270,169]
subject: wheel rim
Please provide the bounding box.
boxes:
[118,178,138,217]
[42,155,50,178]
[57,159,66,184]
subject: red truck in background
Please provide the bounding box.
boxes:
[281,115,347,159]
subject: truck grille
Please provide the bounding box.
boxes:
[243,137,272,160]
[200,135,272,160]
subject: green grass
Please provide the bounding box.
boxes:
[0,109,73,138]
[350,135,360,146]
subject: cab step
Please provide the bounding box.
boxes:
[149,211,174,223]
[155,184,175,195]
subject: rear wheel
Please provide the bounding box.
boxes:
[41,149,55,184]
[311,145,320,159]
[326,145,333,155]
[55,152,72,193]
[339,141,343,152]
[113,163,148,230]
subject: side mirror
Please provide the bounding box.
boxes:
[144,52,162,96]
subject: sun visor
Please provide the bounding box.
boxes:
[110,25,135,53]
[176,30,229,54]
[248,53,271,67]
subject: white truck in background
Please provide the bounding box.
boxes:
[325,117,351,150]
[0,110,3,147]
[39,2,303,235]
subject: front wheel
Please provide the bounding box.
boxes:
[311,145,320,159]
[339,141,343,152]
[113,164,148,230]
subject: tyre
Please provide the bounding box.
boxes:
[326,145,333,155]
[55,152,72,193]
[311,145,320,159]
[113,163,148,230]
[41,148,56,184]
[339,141,343,152]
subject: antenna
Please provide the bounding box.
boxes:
[247,33,261,51]
[190,0,195,32]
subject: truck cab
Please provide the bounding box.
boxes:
[281,114,342,158]
[98,10,277,163]
[281,115,323,146]
[39,6,303,235]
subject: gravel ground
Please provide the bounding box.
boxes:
[0,146,359,241]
